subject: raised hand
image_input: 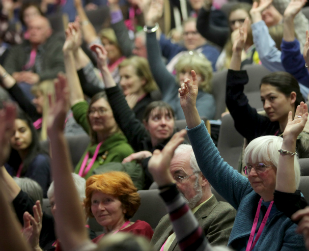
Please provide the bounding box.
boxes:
[22,201,43,251]
[108,0,120,10]
[47,74,70,135]
[144,0,164,27]
[250,0,273,23]
[284,0,307,18]
[232,18,249,53]
[63,23,80,54]
[148,130,186,186]
[304,31,309,67]
[179,70,199,110]
[122,151,153,164]
[292,207,309,249]
[283,102,308,140]
[90,44,108,71]
[0,103,16,167]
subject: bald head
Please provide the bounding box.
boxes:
[28,16,52,45]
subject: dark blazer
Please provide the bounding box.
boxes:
[151,195,236,251]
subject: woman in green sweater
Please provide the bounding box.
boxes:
[63,23,134,179]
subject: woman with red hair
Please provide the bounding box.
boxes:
[84,171,153,242]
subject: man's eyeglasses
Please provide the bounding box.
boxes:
[243,163,272,175]
[173,171,200,183]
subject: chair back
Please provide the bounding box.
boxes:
[217,114,244,169]
[299,176,309,202]
[300,158,309,176]
[130,189,167,230]
[40,134,90,168]
[211,69,228,120]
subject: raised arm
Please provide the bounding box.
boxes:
[277,103,308,193]
[145,0,179,99]
[63,23,85,107]
[108,0,134,57]
[180,70,251,209]
[0,103,32,251]
[196,0,229,48]
[273,0,308,51]
[74,0,98,46]
[250,0,285,72]
[281,0,309,88]
[274,102,309,218]
[90,44,149,151]
[0,65,41,121]
[46,75,94,251]
[283,0,307,43]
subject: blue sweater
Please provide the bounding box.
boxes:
[187,121,306,251]
[281,39,309,89]
[159,34,220,72]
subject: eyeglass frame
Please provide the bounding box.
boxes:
[243,163,273,176]
[173,171,201,183]
[88,108,108,116]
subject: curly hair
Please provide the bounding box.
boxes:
[84,171,141,219]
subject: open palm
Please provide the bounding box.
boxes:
[179,70,199,110]
[284,0,307,18]
[47,75,70,135]
[283,102,308,139]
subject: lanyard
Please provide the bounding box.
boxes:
[274,130,279,136]
[246,198,274,251]
[23,49,37,70]
[16,163,23,177]
[108,56,125,73]
[78,142,103,177]
[160,240,167,251]
[113,220,131,234]
[33,118,42,129]
[33,113,72,130]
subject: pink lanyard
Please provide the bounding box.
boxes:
[23,49,37,70]
[246,198,274,251]
[78,142,103,177]
[108,56,125,73]
[33,113,72,130]
[33,118,42,129]
[160,240,167,251]
[113,220,130,234]
[16,163,23,177]
[274,130,279,136]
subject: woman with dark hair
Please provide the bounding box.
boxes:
[225,19,309,173]
[5,109,51,197]
[90,43,178,188]
[63,24,134,179]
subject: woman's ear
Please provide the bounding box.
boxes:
[290,92,297,105]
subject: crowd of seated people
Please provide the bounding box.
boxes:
[1,0,309,250]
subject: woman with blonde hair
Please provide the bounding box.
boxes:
[0,65,85,141]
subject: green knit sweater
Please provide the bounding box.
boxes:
[72,101,134,179]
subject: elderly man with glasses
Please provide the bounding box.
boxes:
[151,144,236,251]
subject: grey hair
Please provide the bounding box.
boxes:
[135,30,146,44]
[174,144,200,173]
[243,136,301,188]
[47,173,86,201]
[14,177,43,206]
